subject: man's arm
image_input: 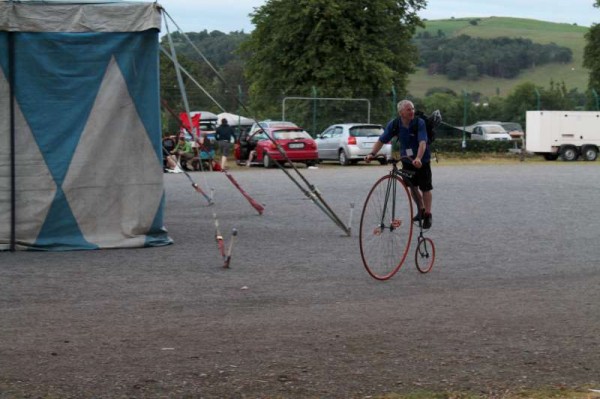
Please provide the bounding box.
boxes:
[413,140,426,168]
[365,119,394,163]
[412,118,427,168]
[365,140,384,163]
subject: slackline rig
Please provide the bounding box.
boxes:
[160,9,353,244]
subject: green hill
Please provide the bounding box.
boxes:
[407,17,590,99]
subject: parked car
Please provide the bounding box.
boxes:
[175,111,218,144]
[187,111,218,142]
[234,125,318,168]
[500,122,524,139]
[315,123,391,165]
[247,120,298,137]
[470,124,512,141]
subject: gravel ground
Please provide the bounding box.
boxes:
[1,161,599,398]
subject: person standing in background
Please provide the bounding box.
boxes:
[215,118,235,170]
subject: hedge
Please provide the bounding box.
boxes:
[430,139,518,153]
[392,139,518,153]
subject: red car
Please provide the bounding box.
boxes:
[235,125,318,168]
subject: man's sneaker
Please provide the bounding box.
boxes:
[423,212,432,229]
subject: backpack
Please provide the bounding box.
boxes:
[392,109,442,144]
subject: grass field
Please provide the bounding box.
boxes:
[376,387,600,399]
[408,17,590,99]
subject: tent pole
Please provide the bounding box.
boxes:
[8,32,16,252]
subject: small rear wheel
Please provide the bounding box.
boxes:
[415,236,435,274]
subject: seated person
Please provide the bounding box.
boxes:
[162,137,176,170]
[166,136,194,171]
[238,131,251,161]
[245,134,259,167]
[191,138,216,171]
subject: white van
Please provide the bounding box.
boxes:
[470,124,512,141]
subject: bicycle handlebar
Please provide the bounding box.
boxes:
[384,156,414,165]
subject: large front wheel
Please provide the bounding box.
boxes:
[359,175,414,280]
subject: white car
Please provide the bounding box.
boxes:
[316,123,391,165]
[470,124,512,141]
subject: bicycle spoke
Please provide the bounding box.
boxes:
[359,175,413,280]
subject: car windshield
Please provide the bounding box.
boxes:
[484,125,507,134]
[501,123,523,132]
[251,132,269,141]
[200,122,216,131]
[252,121,297,131]
[272,130,312,140]
[181,131,195,141]
[349,126,383,137]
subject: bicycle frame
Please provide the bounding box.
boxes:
[379,161,413,232]
[359,158,434,280]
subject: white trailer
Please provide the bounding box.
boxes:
[526,111,600,161]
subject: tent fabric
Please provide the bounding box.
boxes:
[0,2,171,250]
[217,112,254,126]
[0,2,161,33]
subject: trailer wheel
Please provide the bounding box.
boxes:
[560,145,579,161]
[543,153,559,161]
[582,146,598,161]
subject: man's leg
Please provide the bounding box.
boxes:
[410,187,424,214]
[167,155,176,169]
[422,190,432,214]
[422,190,432,228]
[220,141,231,170]
[246,150,255,167]
[181,153,194,171]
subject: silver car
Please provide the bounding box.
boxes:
[316,123,391,165]
[470,124,512,141]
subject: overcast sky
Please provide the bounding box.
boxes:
[158,0,599,34]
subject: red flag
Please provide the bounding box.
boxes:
[179,113,201,137]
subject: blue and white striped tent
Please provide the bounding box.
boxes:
[0,1,172,250]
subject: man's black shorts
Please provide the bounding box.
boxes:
[402,161,433,192]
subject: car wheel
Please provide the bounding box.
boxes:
[560,145,579,161]
[338,150,350,166]
[263,154,273,168]
[543,153,559,161]
[377,158,387,165]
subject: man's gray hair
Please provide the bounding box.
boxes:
[397,99,414,113]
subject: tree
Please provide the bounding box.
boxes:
[584,1,600,92]
[584,23,600,91]
[502,82,539,127]
[241,0,426,115]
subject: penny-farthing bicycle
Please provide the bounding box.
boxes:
[359,158,435,280]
